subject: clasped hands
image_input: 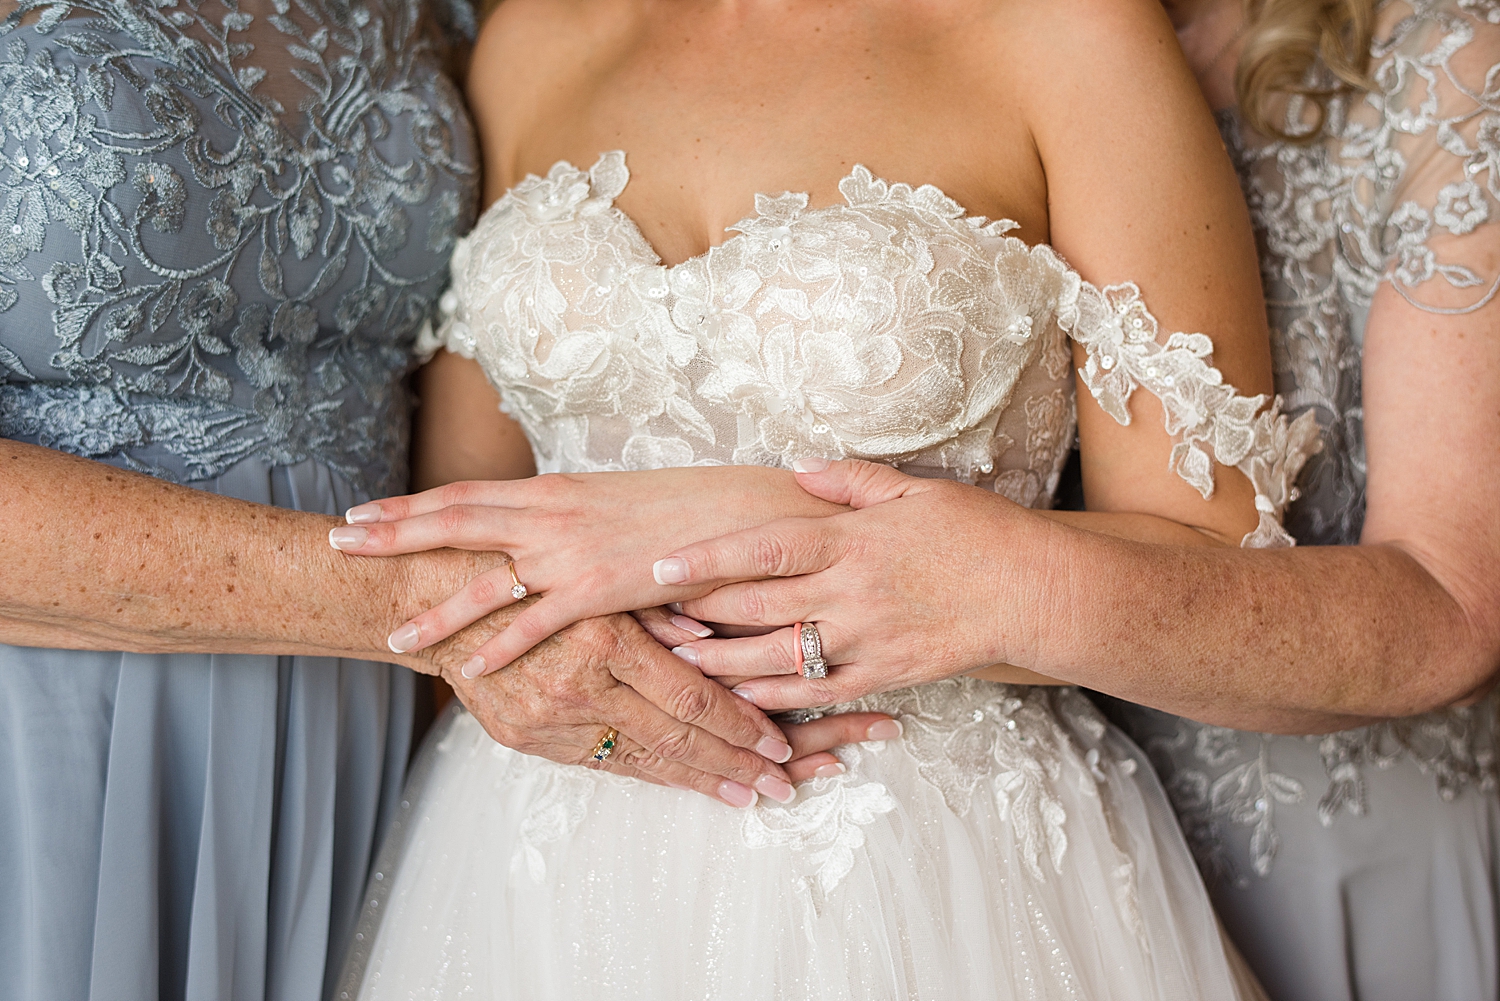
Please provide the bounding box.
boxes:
[332,460,1032,807]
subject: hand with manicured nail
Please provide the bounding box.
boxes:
[330,465,846,677]
[416,606,802,807]
[655,458,1067,711]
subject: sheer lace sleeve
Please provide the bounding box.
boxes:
[1369,3,1500,314]
[1063,282,1323,549]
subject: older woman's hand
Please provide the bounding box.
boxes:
[329,465,845,677]
[411,600,898,804]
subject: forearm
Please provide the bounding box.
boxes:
[0,440,487,667]
[1016,513,1491,730]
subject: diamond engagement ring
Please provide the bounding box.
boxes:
[505,556,529,601]
[590,727,618,763]
[795,621,828,680]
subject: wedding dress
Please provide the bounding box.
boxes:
[340,152,1315,1000]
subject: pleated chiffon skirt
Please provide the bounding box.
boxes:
[0,457,415,1001]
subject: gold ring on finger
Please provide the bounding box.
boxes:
[590,727,619,763]
[505,555,530,601]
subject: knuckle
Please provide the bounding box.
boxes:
[750,534,788,577]
[438,480,476,507]
[435,504,470,535]
[664,683,715,726]
[735,586,767,624]
[768,634,798,673]
[649,725,696,763]
[467,573,500,608]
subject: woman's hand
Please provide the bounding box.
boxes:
[656,459,1041,710]
[328,465,845,677]
[416,603,897,803]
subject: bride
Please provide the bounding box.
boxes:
[337,0,1311,995]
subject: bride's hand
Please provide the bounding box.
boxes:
[329,466,844,677]
[657,459,1034,711]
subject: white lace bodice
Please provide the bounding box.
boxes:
[425,151,1316,541]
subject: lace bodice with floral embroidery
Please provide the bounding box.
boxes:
[0,0,478,495]
[411,151,1322,892]
[1109,0,1500,886]
[429,151,1317,544]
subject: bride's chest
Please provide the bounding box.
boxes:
[445,153,1079,477]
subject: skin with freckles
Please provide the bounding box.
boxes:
[358,0,1499,734]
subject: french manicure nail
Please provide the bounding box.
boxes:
[667,602,684,615]
[718,780,757,808]
[730,687,756,704]
[814,762,847,778]
[792,455,830,473]
[328,526,368,550]
[460,655,486,680]
[755,774,796,804]
[345,503,382,525]
[866,719,903,741]
[670,645,701,667]
[653,557,690,585]
[756,736,794,763]
[387,623,421,654]
[671,615,713,638]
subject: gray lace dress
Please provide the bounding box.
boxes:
[0,3,476,1000]
[1107,4,1500,999]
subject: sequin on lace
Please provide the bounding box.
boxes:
[0,0,477,494]
[425,151,1315,882]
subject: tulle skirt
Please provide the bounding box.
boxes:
[345,679,1262,1001]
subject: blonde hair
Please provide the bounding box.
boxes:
[1236,0,1378,141]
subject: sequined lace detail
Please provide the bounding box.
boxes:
[0,0,477,494]
[1121,0,1500,883]
[429,151,1314,527]
[430,151,1313,884]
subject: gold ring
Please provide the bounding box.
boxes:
[506,556,529,601]
[590,727,619,763]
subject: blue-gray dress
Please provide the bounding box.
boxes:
[1106,5,1500,1000]
[0,3,477,999]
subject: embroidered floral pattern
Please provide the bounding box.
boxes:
[0,0,477,494]
[1114,0,1500,884]
[433,151,1314,888]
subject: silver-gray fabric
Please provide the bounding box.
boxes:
[0,2,477,999]
[1106,4,1500,998]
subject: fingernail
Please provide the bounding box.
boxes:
[667,602,684,614]
[792,456,830,473]
[730,687,756,704]
[387,623,421,654]
[718,780,757,808]
[670,645,701,667]
[671,615,713,638]
[345,503,382,525]
[460,655,486,680]
[866,719,903,741]
[328,526,368,550]
[755,774,796,804]
[653,557,690,585]
[814,762,847,778]
[756,736,794,763]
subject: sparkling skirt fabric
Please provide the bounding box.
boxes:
[348,681,1262,1000]
[0,457,416,1001]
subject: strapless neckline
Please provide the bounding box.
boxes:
[484,151,1016,272]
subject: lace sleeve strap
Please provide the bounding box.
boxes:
[414,235,480,363]
[1059,281,1322,549]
